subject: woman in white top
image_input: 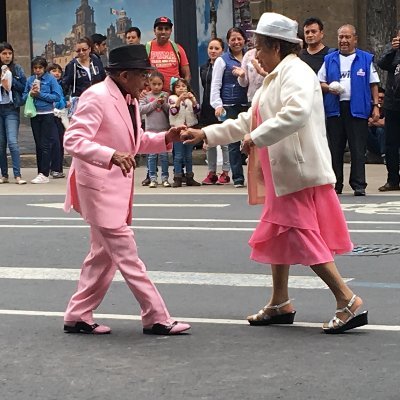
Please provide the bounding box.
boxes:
[210,27,249,188]
[234,47,267,102]
[182,13,368,335]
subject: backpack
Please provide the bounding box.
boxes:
[146,40,181,64]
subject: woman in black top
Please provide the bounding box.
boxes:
[62,37,105,114]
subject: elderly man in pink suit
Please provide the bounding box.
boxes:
[63,45,191,335]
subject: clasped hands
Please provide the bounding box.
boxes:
[179,128,255,155]
[111,125,188,176]
[112,125,257,176]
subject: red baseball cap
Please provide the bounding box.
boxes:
[154,17,173,29]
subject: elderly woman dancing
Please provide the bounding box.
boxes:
[182,13,368,334]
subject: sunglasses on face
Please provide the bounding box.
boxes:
[76,48,89,53]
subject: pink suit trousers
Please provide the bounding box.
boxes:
[64,224,171,328]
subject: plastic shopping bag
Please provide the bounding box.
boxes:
[24,95,37,118]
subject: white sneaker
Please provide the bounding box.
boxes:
[31,173,50,184]
[149,180,158,188]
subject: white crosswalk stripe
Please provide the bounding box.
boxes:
[0,267,351,289]
[0,309,398,332]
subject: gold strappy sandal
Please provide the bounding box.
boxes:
[247,299,296,326]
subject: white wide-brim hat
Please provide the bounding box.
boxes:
[248,12,302,44]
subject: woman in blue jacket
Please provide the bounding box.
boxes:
[23,56,62,184]
[0,42,27,184]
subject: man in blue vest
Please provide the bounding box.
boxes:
[318,24,380,196]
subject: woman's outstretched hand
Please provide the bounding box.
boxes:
[180,128,206,145]
[240,133,255,155]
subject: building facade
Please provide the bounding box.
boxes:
[3,0,400,82]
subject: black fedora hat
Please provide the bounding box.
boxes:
[105,44,155,70]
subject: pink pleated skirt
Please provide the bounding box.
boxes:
[248,147,353,266]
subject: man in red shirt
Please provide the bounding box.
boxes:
[147,17,191,92]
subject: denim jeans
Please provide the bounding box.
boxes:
[0,104,22,178]
[367,126,385,156]
[225,105,248,184]
[173,142,193,174]
[30,113,59,177]
[147,152,169,181]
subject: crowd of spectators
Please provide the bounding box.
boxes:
[0,15,399,194]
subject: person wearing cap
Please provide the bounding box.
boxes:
[62,44,191,336]
[146,17,190,92]
[91,33,108,59]
[182,12,368,334]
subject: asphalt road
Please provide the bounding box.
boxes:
[0,169,399,400]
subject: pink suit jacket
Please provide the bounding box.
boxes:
[63,76,170,229]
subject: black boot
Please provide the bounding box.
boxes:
[172,174,183,188]
[185,172,201,186]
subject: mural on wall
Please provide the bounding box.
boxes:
[196,0,234,67]
[30,0,173,69]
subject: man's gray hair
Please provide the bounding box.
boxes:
[337,24,357,36]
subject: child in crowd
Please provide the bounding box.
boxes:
[139,71,171,188]
[47,63,68,178]
[168,77,201,187]
[23,57,62,184]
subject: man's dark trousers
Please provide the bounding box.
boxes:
[384,109,400,186]
[326,101,368,192]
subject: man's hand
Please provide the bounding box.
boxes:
[391,36,400,50]
[165,125,187,144]
[371,107,380,123]
[111,151,135,177]
[180,128,205,145]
